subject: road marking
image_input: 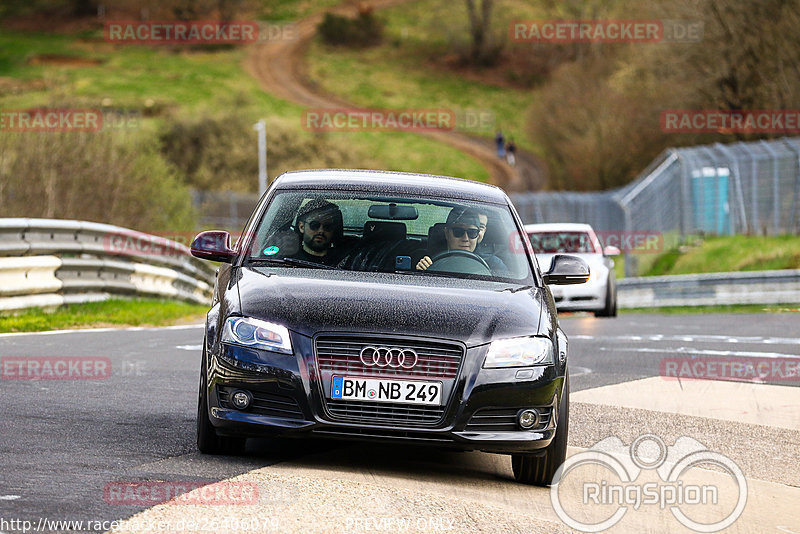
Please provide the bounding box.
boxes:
[176,344,203,351]
[0,324,203,338]
[599,346,800,359]
[573,376,800,430]
[569,366,592,377]
[0,495,20,500]
[572,334,800,344]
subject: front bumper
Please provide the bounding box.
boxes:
[551,280,607,312]
[204,334,565,455]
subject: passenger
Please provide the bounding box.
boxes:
[416,207,506,273]
[290,199,344,266]
[475,208,509,275]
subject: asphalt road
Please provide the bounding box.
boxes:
[0,314,798,532]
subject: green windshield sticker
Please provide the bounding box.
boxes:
[263,246,280,256]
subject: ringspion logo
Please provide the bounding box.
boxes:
[552,434,747,532]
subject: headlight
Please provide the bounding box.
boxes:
[483,336,553,368]
[222,317,292,354]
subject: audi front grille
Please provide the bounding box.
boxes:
[314,334,464,427]
[315,335,463,380]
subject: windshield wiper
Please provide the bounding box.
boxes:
[248,257,336,270]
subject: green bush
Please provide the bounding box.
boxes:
[318,10,383,47]
[0,130,195,233]
[158,112,379,192]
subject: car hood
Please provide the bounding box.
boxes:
[236,267,544,347]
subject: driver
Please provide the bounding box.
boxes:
[290,199,344,266]
[416,207,505,272]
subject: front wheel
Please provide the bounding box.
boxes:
[595,277,617,317]
[197,353,246,455]
[512,375,569,486]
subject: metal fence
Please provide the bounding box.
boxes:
[512,137,800,238]
[192,189,261,231]
[0,218,216,312]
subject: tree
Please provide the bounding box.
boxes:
[464,0,497,65]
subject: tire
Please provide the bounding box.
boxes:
[595,276,617,317]
[511,375,569,486]
[196,350,246,455]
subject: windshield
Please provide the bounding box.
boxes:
[528,231,597,254]
[244,190,534,283]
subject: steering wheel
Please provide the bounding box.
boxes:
[428,249,492,275]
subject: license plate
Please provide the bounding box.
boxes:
[331,376,442,405]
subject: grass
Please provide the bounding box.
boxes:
[642,235,800,276]
[0,298,207,333]
[0,27,489,183]
[621,303,800,314]
[305,0,542,152]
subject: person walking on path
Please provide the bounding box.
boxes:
[506,139,516,167]
[495,131,505,158]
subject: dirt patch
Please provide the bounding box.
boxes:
[427,46,569,91]
[28,54,104,67]
[0,77,47,95]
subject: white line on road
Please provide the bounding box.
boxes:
[0,495,20,500]
[572,334,800,344]
[569,366,592,377]
[0,324,204,339]
[176,344,203,351]
[599,346,800,359]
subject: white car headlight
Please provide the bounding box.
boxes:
[483,336,554,368]
[222,317,292,354]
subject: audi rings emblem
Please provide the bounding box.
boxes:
[359,346,419,369]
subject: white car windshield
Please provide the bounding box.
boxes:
[528,231,597,254]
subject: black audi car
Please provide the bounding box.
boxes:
[190,169,589,486]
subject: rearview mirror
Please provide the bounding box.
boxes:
[367,203,419,220]
[603,245,621,256]
[543,254,590,285]
[191,231,235,263]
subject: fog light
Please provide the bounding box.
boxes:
[231,390,252,410]
[518,409,540,429]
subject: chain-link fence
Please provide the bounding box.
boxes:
[511,137,800,274]
[192,189,261,232]
[513,137,800,236]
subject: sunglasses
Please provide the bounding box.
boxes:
[448,227,480,239]
[306,220,336,232]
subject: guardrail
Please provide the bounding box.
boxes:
[0,218,216,312]
[618,269,800,308]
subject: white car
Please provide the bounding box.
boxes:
[525,223,619,317]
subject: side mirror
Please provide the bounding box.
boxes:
[603,245,621,256]
[543,254,590,285]
[191,231,235,263]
